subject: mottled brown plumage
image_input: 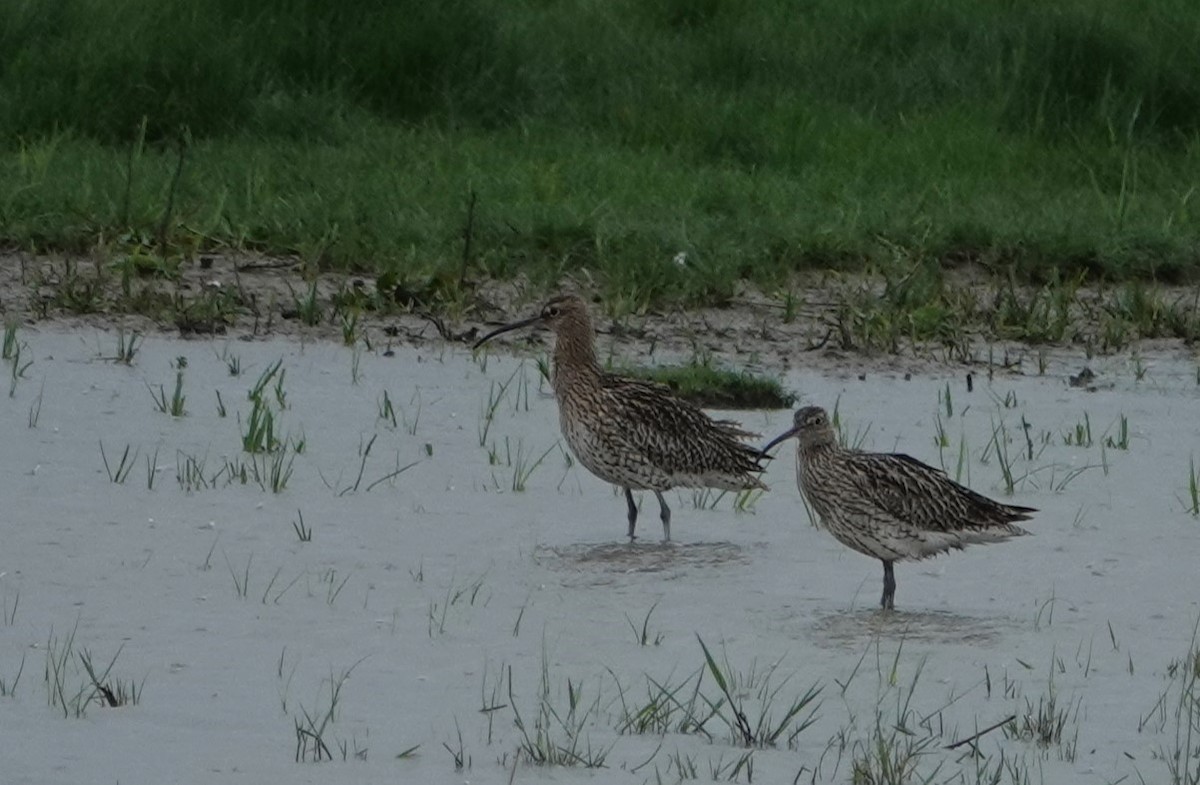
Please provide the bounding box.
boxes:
[762,406,1036,609]
[474,294,767,541]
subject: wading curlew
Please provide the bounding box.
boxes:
[762,406,1036,609]
[474,294,767,542]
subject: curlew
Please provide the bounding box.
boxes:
[762,406,1036,609]
[473,294,767,542]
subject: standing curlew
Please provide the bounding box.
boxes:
[762,406,1036,610]
[473,294,768,542]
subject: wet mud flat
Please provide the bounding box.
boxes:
[0,326,1198,784]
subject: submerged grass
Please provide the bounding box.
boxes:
[2,0,1200,308]
[43,620,143,718]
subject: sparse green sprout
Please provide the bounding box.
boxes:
[734,487,762,513]
[293,661,364,763]
[249,358,284,401]
[1063,414,1093,448]
[176,451,210,492]
[625,602,663,647]
[781,288,799,323]
[441,719,467,771]
[984,419,1016,494]
[266,443,296,492]
[1,321,16,360]
[78,646,144,709]
[510,439,556,492]
[1104,414,1130,450]
[292,510,312,542]
[44,621,142,718]
[294,281,322,326]
[100,441,138,484]
[933,413,949,449]
[113,329,141,365]
[350,344,362,385]
[695,635,822,749]
[994,389,1018,408]
[403,391,422,435]
[215,390,226,417]
[28,381,44,428]
[145,446,159,490]
[379,390,397,428]
[691,487,728,510]
[0,650,23,697]
[322,568,350,606]
[506,655,612,768]
[832,401,872,451]
[223,551,252,599]
[4,591,19,628]
[478,365,523,447]
[1020,414,1036,461]
[340,310,360,346]
[1003,689,1080,761]
[346,433,378,494]
[6,338,33,397]
[241,396,281,453]
[273,367,288,408]
[147,371,186,416]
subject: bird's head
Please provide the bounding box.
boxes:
[761,405,836,455]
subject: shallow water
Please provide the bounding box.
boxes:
[1,329,1198,784]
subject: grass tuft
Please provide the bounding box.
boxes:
[43,620,143,718]
[147,370,186,417]
[623,358,794,409]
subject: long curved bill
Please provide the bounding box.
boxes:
[759,426,800,457]
[472,315,542,350]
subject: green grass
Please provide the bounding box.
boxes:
[624,359,795,409]
[3,0,1200,309]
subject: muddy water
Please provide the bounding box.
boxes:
[0,329,1198,784]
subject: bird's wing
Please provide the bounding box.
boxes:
[595,374,766,478]
[840,451,1036,532]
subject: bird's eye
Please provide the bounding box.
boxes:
[545,306,560,318]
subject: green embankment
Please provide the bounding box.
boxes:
[2,0,1199,307]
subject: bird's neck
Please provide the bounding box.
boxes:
[551,316,602,391]
[799,431,839,458]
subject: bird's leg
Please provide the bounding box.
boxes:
[654,491,672,542]
[881,560,896,610]
[624,487,638,541]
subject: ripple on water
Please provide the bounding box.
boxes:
[535,540,749,585]
[806,607,1021,648]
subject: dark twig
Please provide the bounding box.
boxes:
[945,714,1016,750]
